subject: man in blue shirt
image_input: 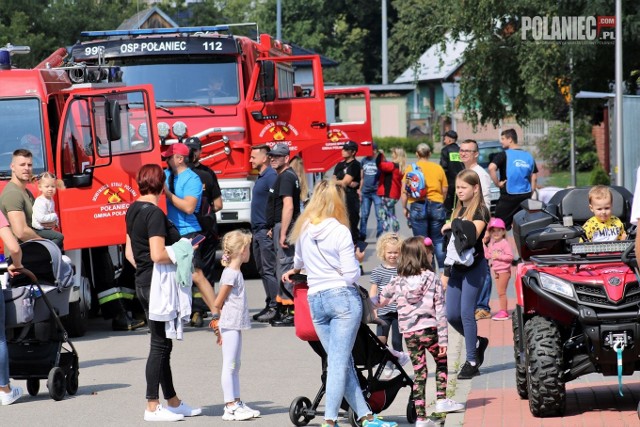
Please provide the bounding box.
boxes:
[359,144,383,240]
[249,144,279,322]
[163,142,216,327]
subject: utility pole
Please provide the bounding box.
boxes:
[615,0,623,185]
[381,0,388,84]
[569,55,576,187]
[276,0,282,41]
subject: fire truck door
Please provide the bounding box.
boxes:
[245,56,328,170]
[298,87,373,172]
[55,87,161,250]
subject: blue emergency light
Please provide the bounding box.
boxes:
[0,44,31,70]
[81,26,231,38]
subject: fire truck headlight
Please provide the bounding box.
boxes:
[157,122,170,138]
[172,121,187,138]
[138,123,148,139]
[221,188,251,202]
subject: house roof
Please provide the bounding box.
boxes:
[117,6,179,30]
[289,43,339,68]
[394,38,468,84]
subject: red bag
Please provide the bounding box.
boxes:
[293,282,319,341]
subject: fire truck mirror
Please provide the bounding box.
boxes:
[259,60,276,102]
[105,100,122,141]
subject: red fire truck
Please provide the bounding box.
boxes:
[0,43,160,336]
[67,24,373,234]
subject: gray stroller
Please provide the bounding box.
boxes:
[4,239,79,401]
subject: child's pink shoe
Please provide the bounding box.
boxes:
[491,310,509,321]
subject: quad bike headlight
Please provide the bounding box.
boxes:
[538,272,574,298]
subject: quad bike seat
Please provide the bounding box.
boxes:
[547,186,633,226]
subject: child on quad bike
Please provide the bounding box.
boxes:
[582,185,627,242]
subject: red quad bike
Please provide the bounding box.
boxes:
[511,186,639,417]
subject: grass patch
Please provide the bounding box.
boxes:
[543,171,591,187]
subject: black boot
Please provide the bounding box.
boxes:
[270,305,294,327]
[112,311,145,331]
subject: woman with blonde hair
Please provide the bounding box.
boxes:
[376,147,406,233]
[283,180,397,427]
[289,155,309,210]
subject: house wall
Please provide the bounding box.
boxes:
[340,97,407,138]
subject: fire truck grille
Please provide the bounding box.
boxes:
[574,281,640,307]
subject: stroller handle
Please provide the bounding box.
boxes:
[13,268,38,284]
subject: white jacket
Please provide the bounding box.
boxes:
[148,246,192,340]
[294,218,361,294]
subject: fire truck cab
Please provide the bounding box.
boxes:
[69,25,373,234]
[0,43,160,336]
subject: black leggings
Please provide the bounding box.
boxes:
[137,286,176,400]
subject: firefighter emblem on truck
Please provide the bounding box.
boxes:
[259,121,299,143]
[91,183,138,219]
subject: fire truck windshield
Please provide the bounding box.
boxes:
[116,60,239,106]
[0,98,46,177]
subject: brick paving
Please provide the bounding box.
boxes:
[445,296,640,427]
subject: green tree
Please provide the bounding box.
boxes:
[537,121,598,173]
[389,1,640,127]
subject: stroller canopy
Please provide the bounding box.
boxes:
[13,239,73,289]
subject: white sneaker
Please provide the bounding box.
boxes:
[435,398,465,413]
[222,402,254,421]
[381,362,395,379]
[166,401,202,417]
[144,404,185,422]
[0,386,23,406]
[388,348,411,366]
[416,419,438,427]
[238,400,260,417]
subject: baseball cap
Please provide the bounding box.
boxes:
[161,143,190,158]
[184,136,202,150]
[488,217,506,230]
[342,141,358,152]
[268,143,290,157]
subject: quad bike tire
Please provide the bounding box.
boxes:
[524,316,566,417]
[512,310,528,399]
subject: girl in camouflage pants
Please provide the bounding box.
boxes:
[373,237,464,426]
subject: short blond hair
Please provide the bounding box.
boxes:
[221,229,252,267]
[375,232,403,260]
[589,185,612,204]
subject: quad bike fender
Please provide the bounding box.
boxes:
[514,262,532,306]
[513,305,526,361]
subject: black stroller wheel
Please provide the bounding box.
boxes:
[26,378,40,396]
[407,398,417,424]
[289,396,313,426]
[66,368,79,395]
[47,367,66,401]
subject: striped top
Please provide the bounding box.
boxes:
[370,264,398,316]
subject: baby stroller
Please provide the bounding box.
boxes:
[3,239,79,401]
[287,274,416,427]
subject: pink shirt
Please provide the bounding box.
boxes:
[484,238,514,273]
[377,270,448,346]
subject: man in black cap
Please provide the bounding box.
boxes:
[333,141,362,243]
[265,143,301,326]
[440,130,464,218]
[184,136,223,326]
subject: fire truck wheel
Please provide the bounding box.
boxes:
[524,316,566,417]
[63,298,88,338]
[512,310,528,399]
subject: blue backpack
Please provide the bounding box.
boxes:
[405,163,428,199]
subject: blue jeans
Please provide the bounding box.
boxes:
[359,192,383,239]
[409,201,446,269]
[446,259,488,363]
[308,286,371,422]
[0,289,8,386]
[476,264,492,312]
